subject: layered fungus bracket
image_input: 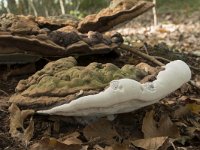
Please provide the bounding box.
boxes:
[35,15,80,30]
[0,14,123,64]
[78,0,154,33]
[0,1,154,64]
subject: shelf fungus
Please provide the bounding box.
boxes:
[0,13,124,64]
[37,60,191,116]
[9,57,147,110]
[78,0,154,33]
[10,58,191,117]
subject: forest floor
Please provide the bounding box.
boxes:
[0,11,200,150]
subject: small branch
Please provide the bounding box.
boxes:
[153,56,170,62]
[0,89,9,96]
[120,44,164,66]
[154,56,200,71]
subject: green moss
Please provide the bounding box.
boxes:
[19,57,147,97]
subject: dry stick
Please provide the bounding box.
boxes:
[153,56,171,63]
[120,44,164,66]
[0,89,9,96]
[154,56,200,71]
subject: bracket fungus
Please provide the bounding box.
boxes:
[78,1,154,33]
[37,60,191,116]
[9,57,147,110]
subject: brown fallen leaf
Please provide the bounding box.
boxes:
[158,114,180,138]
[142,110,157,138]
[173,105,190,119]
[174,101,200,118]
[30,137,82,150]
[8,103,35,144]
[23,117,34,146]
[83,118,118,145]
[105,140,131,150]
[132,136,169,150]
[186,102,200,115]
[142,110,180,138]
[61,132,82,145]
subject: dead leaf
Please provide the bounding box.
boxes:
[173,106,190,118]
[30,137,82,150]
[158,114,180,138]
[23,117,34,146]
[142,110,180,138]
[173,101,200,118]
[142,110,158,138]
[94,144,105,150]
[107,141,131,150]
[61,132,82,145]
[8,103,35,144]
[136,62,158,74]
[132,136,168,150]
[186,103,200,115]
[83,118,118,145]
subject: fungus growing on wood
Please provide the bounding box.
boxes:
[37,60,191,116]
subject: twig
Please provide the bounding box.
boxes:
[120,44,164,66]
[154,56,200,71]
[0,89,9,96]
[143,43,149,55]
[153,56,171,63]
[169,139,177,150]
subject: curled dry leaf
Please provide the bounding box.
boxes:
[23,117,34,146]
[105,140,131,150]
[174,101,200,118]
[8,103,35,144]
[61,132,82,145]
[186,102,200,115]
[132,136,168,150]
[142,110,180,138]
[30,137,82,150]
[83,118,118,145]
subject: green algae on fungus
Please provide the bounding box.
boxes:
[10,57,147,109]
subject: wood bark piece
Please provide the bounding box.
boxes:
[78,1,154,33]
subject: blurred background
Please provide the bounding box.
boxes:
[0,0,199,53]
[0,0,199,18]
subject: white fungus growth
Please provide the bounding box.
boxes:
[37,60,191,116]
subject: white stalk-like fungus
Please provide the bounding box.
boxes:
[37,60,191,116]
